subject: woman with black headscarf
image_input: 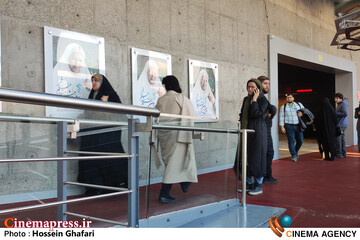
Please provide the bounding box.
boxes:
[155,75,198,203]
[235,79,268,195]
[78,74,127,195]
[314,98,337,161]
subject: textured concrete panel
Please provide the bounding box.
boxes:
[127,0,150,45]
[170,1,189,52]
[94,0,127,41]
[59,0,94,33]
[2,20,43,92]
[104,40,131,104]
[149,0,171,49]
[0,0,60,27]
[220,16,237,62]
[236,0,250,24]
[206,0,220,14]
[295,16,312,48]
[189,4,206,57]
[170,55,188,96]
[189,0,205,9]
[219,0,239,20]
[237,22,249,63]
[269,6,296,42]
[205,10,220,59]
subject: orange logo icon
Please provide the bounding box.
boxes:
[269,215,292,237]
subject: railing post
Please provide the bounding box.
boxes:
[241,129,248,207]
[128,119,139,228]
[57,121,67,221]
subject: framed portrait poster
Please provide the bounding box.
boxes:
[189,59,219,120]
[44,26,105,118]
[131,47,171,108]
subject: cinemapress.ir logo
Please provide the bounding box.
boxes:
[269,215,292,237]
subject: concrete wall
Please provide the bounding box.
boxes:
[0,0,359,196]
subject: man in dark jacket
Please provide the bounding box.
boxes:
[334,93,348,158]
[258,76,277,183]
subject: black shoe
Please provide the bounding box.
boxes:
[238,183,254,192]
[158,195,176,203]
[263,177,278,183]
[248,184,262,195]
[180,182,192,193]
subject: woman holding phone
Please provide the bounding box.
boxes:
[235,78,269,195]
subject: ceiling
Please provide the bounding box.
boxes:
[334,0,360,15]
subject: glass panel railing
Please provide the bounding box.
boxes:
[0,112,135,228]
[140,116,239,222]
[63,113,131,227]
[0,121,59,227]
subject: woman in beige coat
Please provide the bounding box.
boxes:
[155,75,198,203]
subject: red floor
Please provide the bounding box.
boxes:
[249,145,360,227]
[1,145,359,227]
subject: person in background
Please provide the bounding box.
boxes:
[314,98,337,161]
[334,93,348,158]
[78,74,127,195]
[354,102,360,153]
[155,75,198,203]
[236,78,268,195]
[279,93,304,162]
[258,76,277,183]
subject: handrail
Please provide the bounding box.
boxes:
[0,88,160,117]
[0,154,132,164]
[153,124,240,134]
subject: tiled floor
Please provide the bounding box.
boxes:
[278,134,318,159]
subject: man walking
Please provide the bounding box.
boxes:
[279,93,304,161]
[258,76,277,183]
[334,93,348,158]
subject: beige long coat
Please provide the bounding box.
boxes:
[155,91,198,184]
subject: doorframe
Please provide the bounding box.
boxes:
[269,36,357,160]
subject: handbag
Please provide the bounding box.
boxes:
[336,126,344,136]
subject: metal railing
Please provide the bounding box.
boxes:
[0,87,160,228]
[0,87,254,228]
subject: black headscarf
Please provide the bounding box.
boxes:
[88,74,121,103]
[314,98,337,160]
[162,75,182,93]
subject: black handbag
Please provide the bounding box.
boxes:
[336,126,344,136]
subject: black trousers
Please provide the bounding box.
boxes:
[265,131,274,178]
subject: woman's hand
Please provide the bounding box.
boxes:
[101,95,109,102]
[253,88,259,101]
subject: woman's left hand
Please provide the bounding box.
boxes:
[101,95,109,102]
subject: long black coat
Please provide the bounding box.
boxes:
[235,92,268,178]
[314,98,337,161]
[78,75,127,193]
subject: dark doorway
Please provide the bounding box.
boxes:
[278,62,336,138]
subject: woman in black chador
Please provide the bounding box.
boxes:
[235,79,268,195]
[314,98,337,161]
[78,74,127,195]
